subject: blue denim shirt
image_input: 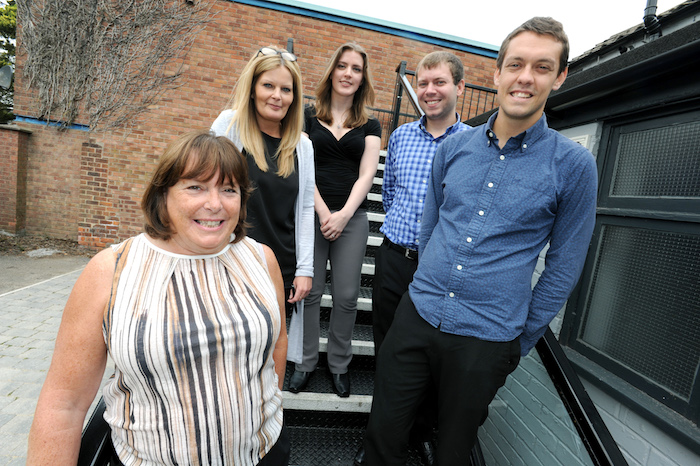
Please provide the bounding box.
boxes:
[409,112,597,356]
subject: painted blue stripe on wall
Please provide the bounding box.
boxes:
[228,0,499,58]
[15,115,90,131]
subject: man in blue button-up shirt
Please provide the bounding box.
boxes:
[365,17,598,466]
[359,51,469,466]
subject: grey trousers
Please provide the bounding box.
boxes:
[298,209,368,373]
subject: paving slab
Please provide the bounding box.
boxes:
[0,255,112,466]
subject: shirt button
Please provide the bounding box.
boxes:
[449,292,455,298]
[478,210,485,216]
[488,182,494,188]
[500,155,505,160]
[466,237,472,243]
[523,143,528,149]
[457,265,463,270]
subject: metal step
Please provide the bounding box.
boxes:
[366,192,382,204]
[367,232,383,248]
[320,283,372,311]
[367,211,385,224]
[285,410,431,466]
[324,256,375,276]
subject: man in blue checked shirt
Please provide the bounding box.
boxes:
[355,51,469,466]
[365,17,598,466]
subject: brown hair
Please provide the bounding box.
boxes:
[141,131,252,243]
[417,51,464,84]
[496,17,569,74]
[228,46,304,177]
[314,42,376,128]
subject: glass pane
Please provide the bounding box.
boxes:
[611,120,700,198]
[479,352,595,466]
[580,224,700,400]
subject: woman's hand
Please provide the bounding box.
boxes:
[288,275,312,303]
[320,210,351,241]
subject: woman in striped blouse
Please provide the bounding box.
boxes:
[28,131,290,465]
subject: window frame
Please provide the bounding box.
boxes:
[560,106,700,452]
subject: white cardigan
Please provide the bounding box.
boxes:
[211,109,315,280]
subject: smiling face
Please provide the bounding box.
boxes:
[165,169,241,255]
[416,62,464,125]
[494,31,568,132]
[253,65,294,132]
[331,50,364,98]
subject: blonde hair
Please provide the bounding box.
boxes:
[228,46,304,178]
[314,42,375,128]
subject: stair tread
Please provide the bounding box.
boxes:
[286,411,427,466]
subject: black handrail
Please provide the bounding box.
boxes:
[536,328,628,465]
[390,60,498,134]
[77,397,110,466]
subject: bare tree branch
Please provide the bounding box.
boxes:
[18,0,214,131]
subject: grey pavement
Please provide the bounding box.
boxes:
[0,254,113,465]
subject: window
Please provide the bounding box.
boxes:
[562,109,700,425]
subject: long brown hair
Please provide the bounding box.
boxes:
[314,42,375,128]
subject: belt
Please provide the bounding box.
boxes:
[384,237,418,261]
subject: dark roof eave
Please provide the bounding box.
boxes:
[547,21,700,114]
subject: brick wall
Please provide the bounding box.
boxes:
[479,354,594,466]
[12,0,497,248]
[0,126,31,233]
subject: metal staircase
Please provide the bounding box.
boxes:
[280,154,435,465]
[78,61,629,464]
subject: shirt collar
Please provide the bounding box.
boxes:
[418,113,463,140]
[484,111,548,152]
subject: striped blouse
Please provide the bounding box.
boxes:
[102,234,283,465]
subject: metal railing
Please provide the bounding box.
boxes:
[390,60,498,135]
[304,61,497,150]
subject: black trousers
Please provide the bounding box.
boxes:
[372,239,438,442]
[365,294,521,466]
[372,238,419,353]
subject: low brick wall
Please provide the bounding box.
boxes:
[0,125,32,234]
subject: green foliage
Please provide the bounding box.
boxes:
[0,0,15,123]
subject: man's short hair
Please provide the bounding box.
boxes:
[417,51,464,85]
[496,17,569,74]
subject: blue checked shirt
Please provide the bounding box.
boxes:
[380,114,469,249]
[409,113,598,356]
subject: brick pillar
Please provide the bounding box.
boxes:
[79,139,119,250]
[0,125,32,234]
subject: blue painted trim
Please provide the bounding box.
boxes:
[15,115,90,131]
[228,0,499,58]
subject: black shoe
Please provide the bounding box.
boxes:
[288,370,312,393]
[416,440,437,466]
[353,445,366,465]
[331,372,350,397]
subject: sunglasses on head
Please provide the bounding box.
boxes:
[256,47,297,62]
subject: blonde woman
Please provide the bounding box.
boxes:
[211,47,315,315]
[289,43,381,397]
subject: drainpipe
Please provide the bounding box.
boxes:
[643,0,662,36]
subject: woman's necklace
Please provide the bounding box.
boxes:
[334,110,349,129]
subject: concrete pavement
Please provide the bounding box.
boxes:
[0,254,112,465]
